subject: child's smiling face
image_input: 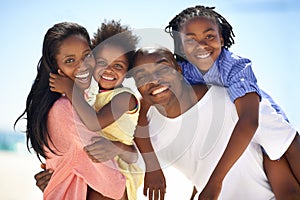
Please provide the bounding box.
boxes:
[180,16,224,73]
[93,44,129,90]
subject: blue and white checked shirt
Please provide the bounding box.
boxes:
[179,48,289,121]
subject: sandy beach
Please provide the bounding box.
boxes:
[0,150,193,200]
[0,151,43,200]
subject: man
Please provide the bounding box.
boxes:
[131,47,299,200]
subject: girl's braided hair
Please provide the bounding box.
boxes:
[165,5,235,61]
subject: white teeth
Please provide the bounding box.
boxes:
[101,75,114,81]
[196,53,210,59]
[75,72,89,79]
[152,86,168,95]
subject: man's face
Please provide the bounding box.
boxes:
[131,49,183,107]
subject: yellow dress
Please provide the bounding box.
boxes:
[94,87,143,200]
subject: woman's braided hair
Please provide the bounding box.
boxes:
[165,5,235,61]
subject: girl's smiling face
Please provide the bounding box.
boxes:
[180,16,224,73]
[55,34,95,90]
[93,44,129,90]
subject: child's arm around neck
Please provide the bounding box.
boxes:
[70,87,137,132]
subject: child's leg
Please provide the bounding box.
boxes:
[263,153,300,200]
[284,133,300,182]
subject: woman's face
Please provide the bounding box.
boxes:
[132,50,183,107]
[180,17,224,73]
[55,35,95,90]
[93,44,129,90]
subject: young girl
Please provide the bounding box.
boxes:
[165,5,300,200]
[15,22,132,200]
[49,20,143,200]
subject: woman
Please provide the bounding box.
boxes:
[15,22,135,200]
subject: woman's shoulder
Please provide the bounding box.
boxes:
[50,96,72,115]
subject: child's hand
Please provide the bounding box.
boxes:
[198,179,222,200]
[49,70,74,95]
[144,169,166,200]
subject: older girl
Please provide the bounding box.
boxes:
[165,5,300,199]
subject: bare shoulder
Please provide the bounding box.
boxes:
[192,84,209,101]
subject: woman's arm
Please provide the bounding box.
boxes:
[84,136,138,164]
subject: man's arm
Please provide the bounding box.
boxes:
[134,99,166,200]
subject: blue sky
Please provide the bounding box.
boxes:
[1,0,300,132]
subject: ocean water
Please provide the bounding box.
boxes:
[0,132,26,152]
[0,132,41,199]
